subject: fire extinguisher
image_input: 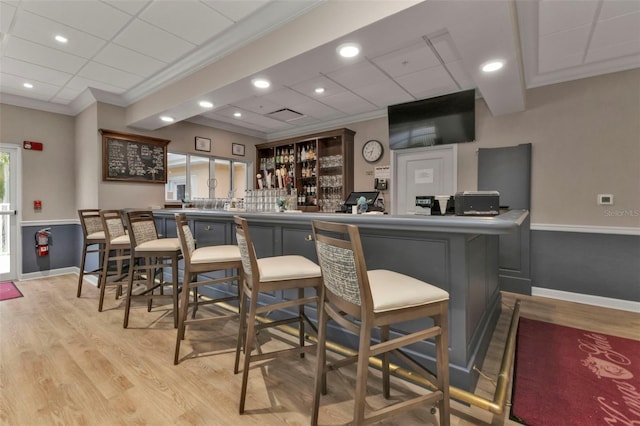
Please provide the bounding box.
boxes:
[35,228,51,257]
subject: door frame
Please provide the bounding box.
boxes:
[390,144,457,215]
[0,143,22,281]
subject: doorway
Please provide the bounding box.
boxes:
[391,145,457,214]
[0,144,21,281]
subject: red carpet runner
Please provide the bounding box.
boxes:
[0,281,23,301]
[511,317,640,426]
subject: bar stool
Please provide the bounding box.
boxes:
[233,215,322,414]
[97,210,130,312]
[173,212,243,365]
[123,210,182,329]
[77,209,106,297]
[311,220,450,426]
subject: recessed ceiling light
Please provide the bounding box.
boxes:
[481,60,505,73]
[23,83,34,89]
[314,87,325,94]
[233,112,242,118]
[160,116,175,123]
[55,35,68,43]
[199,101,213,108]
[252,78,270,89]
[337,42,360,58]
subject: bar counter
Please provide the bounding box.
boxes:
[153,208,529,391]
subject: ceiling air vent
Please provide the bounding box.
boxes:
[266,108,305,121]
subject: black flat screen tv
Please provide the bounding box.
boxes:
[388,89,475,150]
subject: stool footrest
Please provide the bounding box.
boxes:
[249,343,316,363]
[255,295,317,315]
[369,326,441,358]
[184,313,237,326]
[364,391,443,425]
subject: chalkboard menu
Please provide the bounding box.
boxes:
[101,129,170,183]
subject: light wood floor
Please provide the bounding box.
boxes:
[1,275,638,425]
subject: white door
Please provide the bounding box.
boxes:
[391,145,457,215]
[0,144,21,281]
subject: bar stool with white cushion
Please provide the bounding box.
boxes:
[311,220,450,426]
[173,212,242,365]
[123,210,182,329]
[77,209,106,297]
[97,210,131,311]
[233,215,322,414]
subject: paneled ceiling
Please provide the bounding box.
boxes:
[1,0,639,140]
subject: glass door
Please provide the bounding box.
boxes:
[0,144,20,281]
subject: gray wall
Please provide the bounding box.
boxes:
[22,224,82,274]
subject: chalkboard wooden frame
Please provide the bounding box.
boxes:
[100,129,170,183]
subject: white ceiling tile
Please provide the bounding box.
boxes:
[599,0,640,20]
[395,66,457,99]
[140,1,233,45]
[213,106,292,130]
[102,0,150,16]
[21,0,132,40]
[444,60,473,89]
[0,72,61,99]
[113,18,196,63]
[351,79,412,108]
[12,11,107,59]
[538,26,591,72]
[51,86,83,103]
[428,32,460,63]
[291,75,347,98]
[232,96,283,115]
[0,2,16,34]
[4,37,87,74]
[93,43,167,77]
[78,62,143,90]
[589,11,640,52]
[287,100,343,120]
[262,87,312,107]
[327,61,389,90]
[0,57,72,86]
[371,42,440,78]
[321,91,377,115]
[538,0,598,36]
[66,75,127,94]
[202,0,269,22]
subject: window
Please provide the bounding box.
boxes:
[165,152,249,201]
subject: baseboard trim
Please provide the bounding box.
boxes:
[20,267,97,287]
[532,287,640,313]
[531,223,640,236]
[21,219,80,227]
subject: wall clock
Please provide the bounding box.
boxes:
[362,139,383,163]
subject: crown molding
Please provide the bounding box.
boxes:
[0,93,75,115]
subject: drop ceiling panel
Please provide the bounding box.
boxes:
[538,0,598,37]
[351,79,412,108]
[78,62,143,90]
[443,60,473,89]
[66,75,126,94]
[52,86,84,103]
[587,12,640,61]
[395,66,458,99]
[4,37,87,74]
[20,0,132,40]
[211,106,292,130]
[599,0,640,20]
[290,75,347,98]
[326,60,389,90]
[203,0,269,22]
[140,1,233,45]
[320,91,376,115]
[287,99,343,120]
[0,2,16,34]
[93,44,167,77]
[371,42,440,78]
[232,96,283,115]
[538,26,590,72]
[102,0,149,16]
[0,57,72,86]
[262,87,313,107]
[428,32,461,63]
[12,11,107,59]
[113,19,196,63]
[0,73,61,99]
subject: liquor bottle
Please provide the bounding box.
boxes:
[289,148,294,163]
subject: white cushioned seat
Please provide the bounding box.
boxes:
[368,269,449,313]
[258,255,322,282]
[191,245,241,264]
[87,231,106,241]
[109,234,130,247]
[135,237,181,252]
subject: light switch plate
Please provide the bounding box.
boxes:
[598,194,614,205]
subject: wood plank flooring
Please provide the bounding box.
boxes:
[1,275,638,425]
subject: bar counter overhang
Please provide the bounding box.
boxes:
[153,208,529,392]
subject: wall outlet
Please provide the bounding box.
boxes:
[597,194,614,205]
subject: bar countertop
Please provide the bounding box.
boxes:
[155,208,529,235]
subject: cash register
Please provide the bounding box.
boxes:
[341,191,380,213]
